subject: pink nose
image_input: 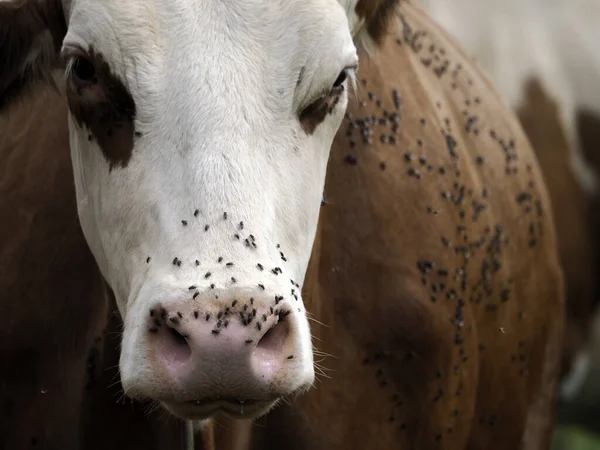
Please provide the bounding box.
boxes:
[145,297,296,403]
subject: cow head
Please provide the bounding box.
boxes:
[0,0,398,420]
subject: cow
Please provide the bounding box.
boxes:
[1,1,563,450]
[419,0,600,400]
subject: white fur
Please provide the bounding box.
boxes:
[40,0,361,419]
[420,0,600,195]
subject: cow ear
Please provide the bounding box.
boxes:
[353,0,400,47]
[0,0,67,110]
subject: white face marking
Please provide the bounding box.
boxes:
[59,0,358,416]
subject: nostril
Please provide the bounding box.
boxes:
[157,326,192,364]
[169,327,188,347]
[255,319,290,362]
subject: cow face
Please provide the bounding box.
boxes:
[61,0,358,420]
[1,0,396,420]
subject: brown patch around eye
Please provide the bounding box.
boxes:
[66,48,137,171]
[300,87,344,135]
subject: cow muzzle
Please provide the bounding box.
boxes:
[120,288,314,420]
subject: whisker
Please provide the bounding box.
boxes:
[312,349,338,359]
[310,334,324,343]
[107,378,124,390]
[307,316,331,328]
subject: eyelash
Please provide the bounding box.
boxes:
[306,67,355,103]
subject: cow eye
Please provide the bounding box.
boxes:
[332,70,347,89]
[71,57,97,85]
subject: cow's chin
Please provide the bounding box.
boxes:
[162,398,279,421]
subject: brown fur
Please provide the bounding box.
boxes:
[0,83,104,449]
[355,0,401,44]
[0,0,66,110]
[576,109,600,316]
[207,3,564,449]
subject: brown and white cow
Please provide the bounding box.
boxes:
[1,0,563,449]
